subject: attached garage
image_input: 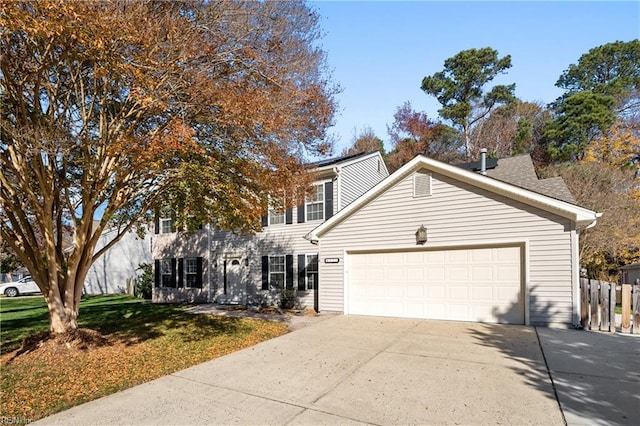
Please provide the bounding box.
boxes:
[306,155,600,327]
[347,246,524,324]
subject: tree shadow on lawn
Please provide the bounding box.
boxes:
[469,287,640,426]
[1,295,250,354]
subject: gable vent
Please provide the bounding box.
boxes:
[413,171,432,197]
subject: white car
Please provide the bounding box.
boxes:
[0,276,41,297]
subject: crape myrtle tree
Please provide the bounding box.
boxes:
[0,0,338,334]
[421,47,516,159]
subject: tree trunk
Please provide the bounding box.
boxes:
[463,124,472,159]
[45,288,79,334]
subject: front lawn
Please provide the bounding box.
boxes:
[0,295,288,422]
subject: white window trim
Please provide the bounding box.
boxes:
[305,181,328,222]
[304,253,319,291]
[268,255,286,290]
[160,259,172,287]
[160,217,174,234]
[268,208,285,225]
[184,258,198,288]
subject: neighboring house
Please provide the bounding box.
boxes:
[620,263,640,284]
[152,151,389,310]
[84,225,152,295]
[305,153,600,327]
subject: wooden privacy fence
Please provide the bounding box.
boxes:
[580,278,640,333]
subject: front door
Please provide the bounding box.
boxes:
[226,259,246,303]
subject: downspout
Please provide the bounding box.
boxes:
[480,148,487,175]
[333,166,342,209]
[571,226,580,327]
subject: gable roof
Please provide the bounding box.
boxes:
[306,155,600,241]
[458,154,575,204]
[308,151,380,170]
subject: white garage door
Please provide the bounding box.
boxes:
[348,246,524,324]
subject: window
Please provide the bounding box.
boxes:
[160,217,174,234]
[268,208,285,225]
[160,259,172,287]
[305,254,318,290]
[185,258,198,288]
[269,255,285,289]
[306,184,324,221]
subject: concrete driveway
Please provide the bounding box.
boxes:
[37,315,638,425]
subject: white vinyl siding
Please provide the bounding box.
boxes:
[340,154,389,208]
[318,169,574,325]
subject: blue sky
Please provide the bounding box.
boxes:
[311,1,640,154]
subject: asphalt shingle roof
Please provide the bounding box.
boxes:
[459,154,576,204]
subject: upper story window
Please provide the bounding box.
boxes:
[268,208,285,225]
[306,184,324,221]
[160,217,174,234]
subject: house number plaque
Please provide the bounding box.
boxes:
[324,258,340,264]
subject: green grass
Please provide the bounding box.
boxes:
[1,295,186,353]
[0,295,288,421]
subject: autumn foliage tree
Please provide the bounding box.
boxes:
[385,102,461,172]
[0,1,337,333]
[340,126,385,157]
[541,122,640,277]
[470,101,552,159]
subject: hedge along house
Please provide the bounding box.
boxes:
[305,152,601,327]
[151,151,389,308]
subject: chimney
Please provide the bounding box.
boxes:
[480,148,487,175]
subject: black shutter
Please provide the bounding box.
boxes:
[154,208,160,234]
[261,256,269,290]
[286,255,294,290]
[297,192,305,223]
[170,258,177,288]
[223,260,228,293]
[170,210,176,232]
[261,215,268,227]
[285,208,293,224]
[325,181,334,220]
[177,258,184,288]
[298,254,306,291]
[154,259,160,287]
[196,257,203,288]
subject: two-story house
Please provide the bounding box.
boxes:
[151,151,389,310]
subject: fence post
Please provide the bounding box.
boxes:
[600,282,610,332]
[621,284,631,333]
[609,282,616,333]
[633,279,640,335]
[580,278,589,328]
[590,280,599,331]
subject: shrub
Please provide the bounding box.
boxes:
[134,263,153,299]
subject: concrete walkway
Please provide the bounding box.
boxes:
[36,316,639,425]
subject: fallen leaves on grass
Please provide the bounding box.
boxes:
[0,316,287,421]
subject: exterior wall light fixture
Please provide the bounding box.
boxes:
[415,225,428,245]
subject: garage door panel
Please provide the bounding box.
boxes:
[348,246,524,324]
